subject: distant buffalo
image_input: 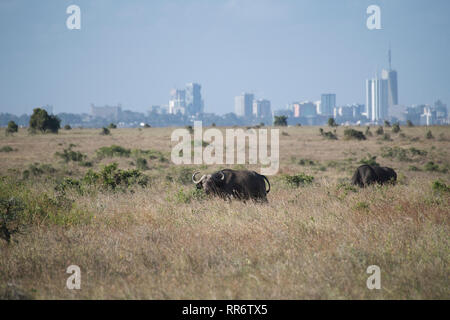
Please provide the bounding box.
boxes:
[192,169,270,202]
[351,164,397,187]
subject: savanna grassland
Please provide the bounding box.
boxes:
[0,125,449,299]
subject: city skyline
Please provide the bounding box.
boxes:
[0,1,449,116]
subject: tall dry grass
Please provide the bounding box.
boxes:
[0,125,449,299]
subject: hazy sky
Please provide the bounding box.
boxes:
[0,0,449,115]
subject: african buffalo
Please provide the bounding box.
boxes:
[192,169,271,202]
[351,164,397,187]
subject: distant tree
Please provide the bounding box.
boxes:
[327,117,338,127]
[143,123,151,128]
[29,108,61,134]
[64,124,72,130]
[384,120,391,127]
[274,116,288,126]
[6,121,18,136]
[406,120,414,127]
[108,123,117,129]
[426,130,434,139]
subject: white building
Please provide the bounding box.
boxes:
[366,77,389,123]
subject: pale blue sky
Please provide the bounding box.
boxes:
[0,0,449,115]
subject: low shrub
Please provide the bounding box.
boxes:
[96,145,131,158]
[0,146,15,152]
[359,154,379,166]
[83,163,149,190]
[392,123,401,133]
[100,127,110,135]
[424,161,439,172]
[282,173,314,188]
[55,146,87,163]
[344,128,366,140]
[432,180,450,193]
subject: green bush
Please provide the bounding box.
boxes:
[29,108,61,134]
[64,124,72,130]
[96,145,131,158]
[344,128,366,140]
[432,180,450,193]
[100,127,110,135]
[282,173,314,188]
[0,196,24,243]
[108,123,117,129]
[424,161,439,172]
[22,163,57,179]
[298,159,316,166]
[172,188,206,204]
[0,146,15,152]
[392,123,400,133]
[359,154,379,166]
[426,130,434,139]
[0,177,91,227]
[55,146,87,163]
[6,121,18,135]
[83,163,149,190]
[409,147,427,156]
[406,120,414,127]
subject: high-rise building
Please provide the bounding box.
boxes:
[320,94,336,116]
[293,101,317,118]
[252,99,271,118]
[186,83,203,115]
[235,93,254,117]
[381,47,399,120]
[169,89,186,115]
[366,77,389,122]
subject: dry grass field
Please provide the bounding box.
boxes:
[0,125,449,299]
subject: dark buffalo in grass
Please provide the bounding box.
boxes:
[351,164,397,187]
[192,169,270,202]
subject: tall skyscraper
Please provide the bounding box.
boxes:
[235,93,254,117]
[186,83,203,115]
[381,47,398,112]
[366,76,389,122]
[320,94,336,116]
